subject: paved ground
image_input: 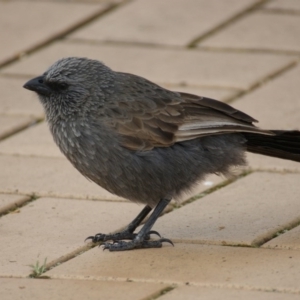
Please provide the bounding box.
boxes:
[1,0,300,299]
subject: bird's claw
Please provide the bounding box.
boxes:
[102,238,174,251]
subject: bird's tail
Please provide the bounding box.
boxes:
[244,130,300,162]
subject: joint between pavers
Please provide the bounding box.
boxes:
[226,60,299,105]
[187,0,271,48]
[170,170,253,211]
[261,8,300,17]
[0,1,125,70]
[253,218,300,248]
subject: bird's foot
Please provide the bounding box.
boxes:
[85,230,161,243]
[103,238,174,251]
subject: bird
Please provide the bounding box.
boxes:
[23,57,300,251]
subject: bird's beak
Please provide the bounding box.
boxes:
[23,76,51,96]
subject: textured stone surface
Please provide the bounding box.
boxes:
[0,197,142,276]
[0,115,35,140]
[201,12,300,52]
[3,42,295,90]
[0,278,168,300]
[153,172,300,246]
[0,1,108,65]
[160,286,300,300]
[0,122,63,158]
[263,225,300,250]
[264,0,300,11]
[0,193,30,215]
[0,155,124,200]
[46,243,300,292]
[69,0,259,46]
[0,76,44,118]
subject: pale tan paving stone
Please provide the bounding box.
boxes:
[263,225,300,250]
[0,115,35,140]
[0,122,63,158]
[152,172,300,246]
[46,244,300,292]
[264,0,300,12]
[200,12,300,52]
[0,155,124,200]
[2,42,296,90]
[0,197,143,276]
[0,1,110,65]
[0,278,168,300]
[0,77,44,118]
[0,193,30,215]
[160,286,300,300]
[69,0,260,46]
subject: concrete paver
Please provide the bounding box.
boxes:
[0,197,142,276]
[69,0,260,46]
[0,154,124,200]
[153,172,300,246]
[160,286,300,300]
[0,122,63,158]
[0,193,30,215]
[46,243,300,293]
[263,225,300,250]
[0,278,168,300]
[2,42,296,90]
[200,11,300,52]
[0,77,44,118]
[0,1,110,65]
[264,0,300,12]
[0,115,35,140]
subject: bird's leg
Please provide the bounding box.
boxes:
[103,198,173,251]
[86,205,158,243]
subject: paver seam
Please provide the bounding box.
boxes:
[35,274,300,295]
[188,0,271,48]
[0,1,126,69]
[225,59,299,104]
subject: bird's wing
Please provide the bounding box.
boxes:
[103,75,272,151]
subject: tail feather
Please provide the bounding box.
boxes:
[244,130,300,162]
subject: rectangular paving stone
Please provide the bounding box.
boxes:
[46,243,300,293]
[0,77,44,118]
[264,0,300,12]
[153,172,300,246]
[0,193,30,215]
[263,225,300,250]
[0,115,35,140]
[0,154,124,201]
[0,197,143,276]
[160,286,300,300]
[2,42,295,90]
[0,278,168,300]
[0,1,110,65]
[232,65,300,172]
[200,11,300,52]
[69,0,259,46]
[0,122,63,158]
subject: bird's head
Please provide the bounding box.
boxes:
[23,57,115,120]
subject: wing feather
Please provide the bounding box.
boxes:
[103,74,272,151]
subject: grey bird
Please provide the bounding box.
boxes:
[23,57,300,251]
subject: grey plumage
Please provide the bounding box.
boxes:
[23,57,300,251]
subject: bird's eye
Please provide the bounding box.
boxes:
[57,82,68,90]
[47,81,68,91]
